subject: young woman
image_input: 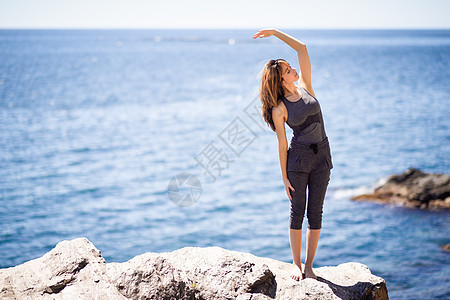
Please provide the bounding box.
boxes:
[253,29,333,281]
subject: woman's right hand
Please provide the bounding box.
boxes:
[283,177,295,201]
[252,28,276,39]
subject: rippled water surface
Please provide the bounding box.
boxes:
[0,29,449,299]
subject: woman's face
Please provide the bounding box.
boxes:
[280,63,299,84]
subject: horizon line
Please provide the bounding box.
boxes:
[1,27,449,31]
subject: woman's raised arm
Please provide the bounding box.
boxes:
[253,28,313,88]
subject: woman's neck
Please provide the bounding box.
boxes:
[284,84,299,97]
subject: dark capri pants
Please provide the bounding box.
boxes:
[286,137,333,230]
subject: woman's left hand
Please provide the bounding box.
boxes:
[252,29,276,39]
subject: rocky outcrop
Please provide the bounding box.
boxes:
[442,244,450,252]
[352,168,450,210]
[0,238,389,300]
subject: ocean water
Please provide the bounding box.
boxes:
[0,29,449,299]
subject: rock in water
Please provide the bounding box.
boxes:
[442,244,450,252]
[0,238,389,299]
[352,168,450,210]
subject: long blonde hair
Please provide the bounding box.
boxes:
[260,59,289,132]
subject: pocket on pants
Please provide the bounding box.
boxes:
[325,146,333,169]
[287,147,310,172]
[325,155,333,169]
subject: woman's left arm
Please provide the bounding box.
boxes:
[253,28,313,88]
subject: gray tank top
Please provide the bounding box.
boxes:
[281,86,327,144]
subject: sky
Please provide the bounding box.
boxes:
[0,0,449,29]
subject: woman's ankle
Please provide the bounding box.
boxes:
[292,260,302,267]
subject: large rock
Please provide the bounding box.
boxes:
[0,238,389,300]
[352,168,450,210]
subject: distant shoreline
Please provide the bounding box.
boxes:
[0,28,449,31]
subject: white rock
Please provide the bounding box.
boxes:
[0,238,388,299]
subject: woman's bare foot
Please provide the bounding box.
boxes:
[290,263,303,281]
[304,266,317,279]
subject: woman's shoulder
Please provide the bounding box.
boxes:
[273,98,287,110]
[272,99,288,122]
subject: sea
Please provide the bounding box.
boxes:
[0,29,449,299]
